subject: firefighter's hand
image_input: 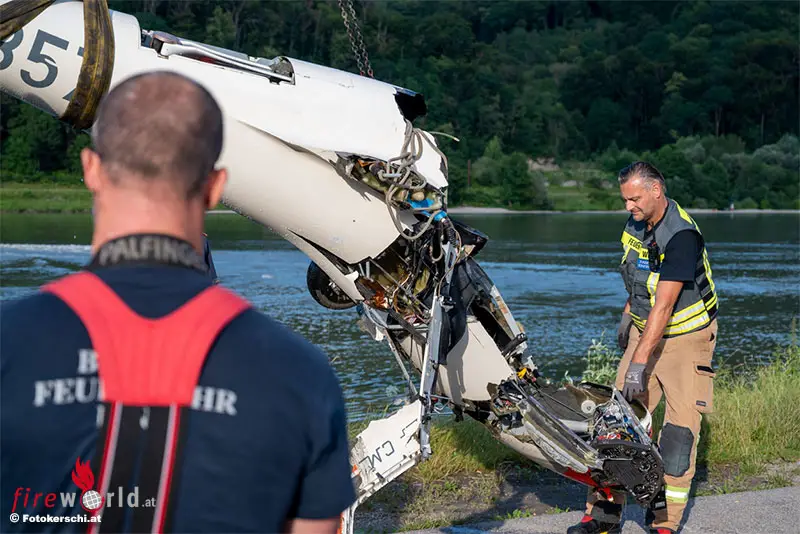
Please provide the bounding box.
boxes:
[617,312,633,351]
[622,362,647,401]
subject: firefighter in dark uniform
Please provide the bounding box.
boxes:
[1,71,355,533]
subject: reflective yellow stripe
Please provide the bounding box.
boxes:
[621,243,631,263]
[675,202,694,225]
[668,300,706,325]
[666,484,689,492]
[665,485,689,502]
[631,310,711,336]
[647,271,658,307]
[631,294,714,335]
[635,309,711,336]
[664,312,710,335]
[621,232,646,257]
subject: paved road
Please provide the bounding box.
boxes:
[405,486,799,534]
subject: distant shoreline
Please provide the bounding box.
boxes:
[206,206,800,216]
[2,183,797,215]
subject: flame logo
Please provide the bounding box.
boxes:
[71,458,95,492]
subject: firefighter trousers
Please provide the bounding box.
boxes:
[584,319,718,531]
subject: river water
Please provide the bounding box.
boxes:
[1,212,798,419]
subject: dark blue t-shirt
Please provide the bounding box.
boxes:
[0,265,356,532]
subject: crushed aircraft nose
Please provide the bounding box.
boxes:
[589,389,665,506]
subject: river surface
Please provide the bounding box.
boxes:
[1,212,798,420]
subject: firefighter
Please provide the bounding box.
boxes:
[1,71,355,533]
[568,162,719,534]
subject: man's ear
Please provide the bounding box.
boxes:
[205,168,228,210]
[81,148,104,193]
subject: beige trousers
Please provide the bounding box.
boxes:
[584,319,718,531]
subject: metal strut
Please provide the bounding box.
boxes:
[340,236,459,534]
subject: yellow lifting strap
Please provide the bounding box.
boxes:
[0,0,114,131]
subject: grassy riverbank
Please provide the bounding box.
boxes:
[350,332,800,532]
[0,182,92,213]
[2,181,798,214]
[0,180,622,213]
[0,182,234,213]
[3,179,618,213]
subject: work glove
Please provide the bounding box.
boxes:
[617,312,633,351]
[622,362,647,401]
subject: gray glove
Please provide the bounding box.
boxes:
[617,312,633,351]
[622,362,647,401]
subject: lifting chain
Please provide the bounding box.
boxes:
[337,0,373,78]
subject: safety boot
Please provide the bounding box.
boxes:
[566,515,621,534]
[645,499,676,533]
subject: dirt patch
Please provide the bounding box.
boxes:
[352,461,800,533]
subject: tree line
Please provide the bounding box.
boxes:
[1,1,798,209]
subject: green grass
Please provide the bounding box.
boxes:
[703,335,800,470]
[0,182,92,213]
[547,185,598,211]
[411,417,535,483]
[494,509,535,520]
[0,182,233,213]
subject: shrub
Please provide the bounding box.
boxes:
[580,333,622,385]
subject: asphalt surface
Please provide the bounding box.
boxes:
[405,486,799,534]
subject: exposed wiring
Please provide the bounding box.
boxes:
[380,120,452,242]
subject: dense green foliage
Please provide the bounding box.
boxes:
[2,1,798,209]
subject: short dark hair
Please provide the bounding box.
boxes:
[91,71,223,197]
[618,161,667,192]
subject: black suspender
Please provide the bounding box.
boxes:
[89,403,190,533]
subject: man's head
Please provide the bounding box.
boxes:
[81,71,227,252]
[618,161,668,226]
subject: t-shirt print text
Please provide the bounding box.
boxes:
[32,349,239,421]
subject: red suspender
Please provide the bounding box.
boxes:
[42,271,251,532]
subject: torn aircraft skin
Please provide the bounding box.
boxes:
[0,1,666,532]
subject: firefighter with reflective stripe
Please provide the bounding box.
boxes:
[0,71,355,533]
[568,162,719,534]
